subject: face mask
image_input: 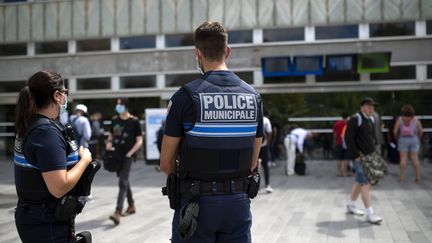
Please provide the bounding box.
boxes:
[59,93,67,114]
[115,104,125,114]
[196,57,204,75]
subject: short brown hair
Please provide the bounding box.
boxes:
[401,104,415,117]
[194,22,227,61]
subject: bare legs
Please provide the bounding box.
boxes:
[350,183,371,208]
[337,160,349,176]
[399,151,420,182]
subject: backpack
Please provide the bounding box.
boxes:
[294,150,306,175]
[341,113,374,149]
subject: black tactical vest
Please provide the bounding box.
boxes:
[180,77,261,181]
[13,117,79,204]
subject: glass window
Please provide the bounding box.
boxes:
[228,30,252,44]
[427,20,432,35]
[235,71,254,84]
[263,27,304,42]
[316,73,359,82]
[427,65,432,79]
[120,75,156,89]
[369,22,415,37]
[0,81,26,92]
[35,41,68,54]
[0,0,27,3]
[0,43,26,56]
[120,35,156,50]
[165,73,200,87]
[76,77,110,90]
[370,65,416,80]
[316,25,358,40]
[165,33,194,47]
[77,39,110,52]
[263,76,305,84]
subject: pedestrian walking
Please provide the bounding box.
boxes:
[345,97,384,224]
[107,98,143,225]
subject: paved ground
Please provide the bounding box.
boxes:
[1,158,432,243]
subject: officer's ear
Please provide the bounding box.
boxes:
[225,46,231,60]
[53,90,63,104]
[195,48,203,60]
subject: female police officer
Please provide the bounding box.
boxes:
[14,70,92,242]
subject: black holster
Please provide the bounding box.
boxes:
[162,173,179,210]
[54,195,83,224]
[247,172,260,199]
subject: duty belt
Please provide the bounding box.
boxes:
[180,179,249,196]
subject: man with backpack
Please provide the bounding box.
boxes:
[70,104,92,148]
[345,97,384,224]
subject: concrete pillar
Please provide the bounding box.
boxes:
[112,76,120,90]
[415,21,426,37]
[253,70,263,86]
[156,35,165,49]
[359,23,369,40]
[68,40,76,54]
[305,26,315,42]
[111,38,120,52]
[27,42,35,56]
[416,64,427,82]
[253,29,263,44]
[156,74,165,89]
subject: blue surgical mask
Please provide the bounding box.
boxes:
[115,104,125,114]
[59,94,67,114]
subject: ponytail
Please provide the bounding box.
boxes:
[15,86,36,138]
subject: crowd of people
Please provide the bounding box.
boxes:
[12,20,428,243]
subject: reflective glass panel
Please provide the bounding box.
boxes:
[228,30,253,44]
[76,77,111,90]
[120,35,156,50]
[370,65,416,80]
[120,75,156,89]
[316,25,358,40]
[263,27,304,42]
[0,43,26,56]
[35,41,68,54]
[165,34,194,47]
[77,39,110,52]
[165,73,200,87]
[370,22,415,37]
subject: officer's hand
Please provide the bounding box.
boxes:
[79,146,92,165]
[106,142,113,151]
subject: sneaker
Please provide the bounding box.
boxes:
[122,204,136,216]
[265,185,273,193]
[346,204,364,216]
[367,214,383,224]
[109,210,121,225]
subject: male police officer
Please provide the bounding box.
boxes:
[160,22,263,243]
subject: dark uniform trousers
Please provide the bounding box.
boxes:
[15,204,71,243]
[171,193,251,243]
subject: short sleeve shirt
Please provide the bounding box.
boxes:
[111,116,142,155]
[23,115,68,172]
[164,70,264,139]
[333,120,347,145]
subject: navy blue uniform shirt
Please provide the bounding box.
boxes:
[165,70,263,141]
[23,115,69,172]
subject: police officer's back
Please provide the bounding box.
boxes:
[160,22,263,243]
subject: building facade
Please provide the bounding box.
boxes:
[0,0,432,158]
